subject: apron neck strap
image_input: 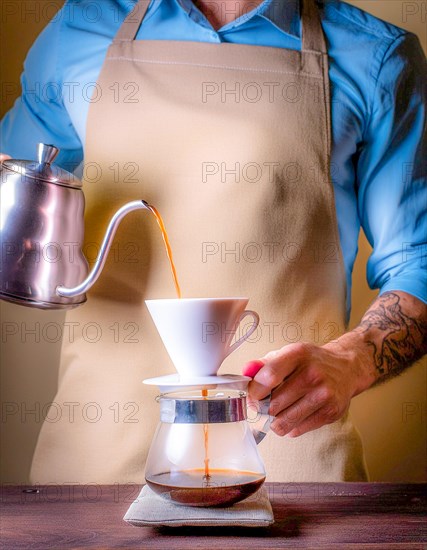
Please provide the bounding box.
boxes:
[301,0,327,53]
[113,0,151,42]
[113,0,327,53]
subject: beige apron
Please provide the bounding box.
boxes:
[30,0,367,483]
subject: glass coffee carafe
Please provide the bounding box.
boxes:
[145,389,267,507]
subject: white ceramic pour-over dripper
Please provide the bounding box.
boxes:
[144,297,259,380]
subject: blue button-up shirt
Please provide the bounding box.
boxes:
[1,0,426,319]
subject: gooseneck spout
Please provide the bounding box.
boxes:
[57,200,150,298]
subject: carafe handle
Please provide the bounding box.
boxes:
[248,394,273,445]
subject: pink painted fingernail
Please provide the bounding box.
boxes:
[242,359,265,378]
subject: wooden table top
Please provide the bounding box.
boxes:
[1,483,426,549]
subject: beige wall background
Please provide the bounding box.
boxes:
[0,1,426,483]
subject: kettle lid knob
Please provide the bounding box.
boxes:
[37,143,59,165]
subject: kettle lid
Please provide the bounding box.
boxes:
[2,143,82,188]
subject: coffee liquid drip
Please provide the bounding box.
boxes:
[146,204,182,298]
[202,388,210,482]
[146,205,211,485]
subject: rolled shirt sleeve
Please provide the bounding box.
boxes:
[356,32,427,304]
[0,5,83,172]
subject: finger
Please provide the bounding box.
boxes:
[269,370,308,417]
[270,395,322,436]
[247,379,270,401]
[248,343,310,401]
[287,408,331,438]
[242,359,264,378]
[0,154,11,162]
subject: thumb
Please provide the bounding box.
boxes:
[0,154,11,162]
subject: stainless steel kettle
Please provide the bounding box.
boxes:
[0,143,149,309]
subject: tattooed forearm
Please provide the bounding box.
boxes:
[354,291,427,381]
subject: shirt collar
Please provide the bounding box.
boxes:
[258,0,300,38]
[174,0,301,38]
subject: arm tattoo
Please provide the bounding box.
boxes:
[356,292,427,379]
